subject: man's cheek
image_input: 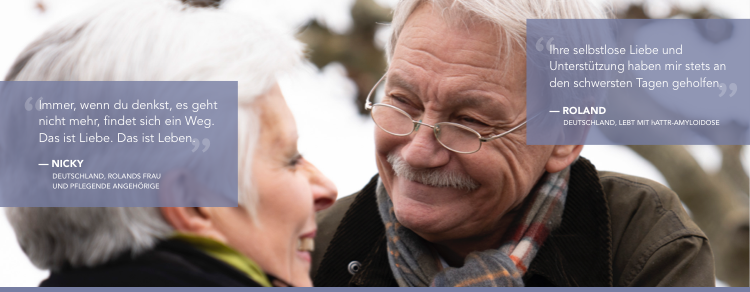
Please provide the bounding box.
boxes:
[463,158,499,184]
[373,130,392,153]
[374,131,411,159]
[373,136,391,170]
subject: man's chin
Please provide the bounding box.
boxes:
[390,192,459,240]
[387,176,473,239]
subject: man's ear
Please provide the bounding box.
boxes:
[159,170,227,242]
[545,145,583,173]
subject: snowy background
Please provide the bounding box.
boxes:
[0,0,748,286]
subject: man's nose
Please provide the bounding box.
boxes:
[306,162,338,212]
[401,120,450,169]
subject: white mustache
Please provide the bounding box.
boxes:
[387,153,480,191]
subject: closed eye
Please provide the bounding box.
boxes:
[458,116,490,128]
[389,95,412,107]
[387,94,421,116]
[288,153,303,168]
[454,115,502,135]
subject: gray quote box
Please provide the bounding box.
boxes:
[0,81,238,207]
[526,19,749,145]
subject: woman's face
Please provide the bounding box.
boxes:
[212,84,337,286]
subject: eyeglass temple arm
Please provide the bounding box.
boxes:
[480,112,541,142]
[365,74,387,110]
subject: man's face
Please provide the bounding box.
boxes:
[375,4,554,244]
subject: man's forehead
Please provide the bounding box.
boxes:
[386,73,418,93]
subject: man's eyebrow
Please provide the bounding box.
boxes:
[451,95,489,108]
[386,74,418,93]
[451,93,513,120]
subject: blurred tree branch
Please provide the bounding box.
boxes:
[298,0,391,114]
[628,145,749,287]
[619,3,749,287]
[718,145,749,192]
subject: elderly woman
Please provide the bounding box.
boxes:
[3,0,336,287]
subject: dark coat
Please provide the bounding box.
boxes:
[311,157,715,287]
[41,239,265,287]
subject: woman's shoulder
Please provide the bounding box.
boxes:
[40,239,264,287]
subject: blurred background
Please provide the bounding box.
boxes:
[0,0,747,287]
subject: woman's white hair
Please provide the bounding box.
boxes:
[4,0,302,271]
[387,0,609,65]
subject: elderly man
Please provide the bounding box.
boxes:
[311,0,714,287]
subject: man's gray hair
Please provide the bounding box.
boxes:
[4,0,302,271]
[387,0,609,63]
[387,0,612,139]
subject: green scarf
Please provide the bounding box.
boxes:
[172,233,272,287]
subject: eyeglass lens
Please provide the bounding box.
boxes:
[371,104,482,153]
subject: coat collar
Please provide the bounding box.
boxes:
[524,157,613,286]
[313,175,398,287]
[314,157,613,287]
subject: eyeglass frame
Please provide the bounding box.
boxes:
[364,73,531,154]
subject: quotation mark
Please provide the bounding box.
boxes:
[25,97,43,111]
[718,83,737,97]
[191,138,211,153]
[536,37,554,52]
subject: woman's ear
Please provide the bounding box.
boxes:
[545,145,583,173]
[161,207,210,233]
[159,169,200,206]
[159,170,227,242]
[160,206,228,243]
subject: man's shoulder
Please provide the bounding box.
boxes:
[596,171,713,286]
[317,191,358,233]
[312,192,357,274]
[597,170,705,239]
[311,176,374,278]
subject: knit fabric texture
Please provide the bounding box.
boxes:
[376,166,571,287]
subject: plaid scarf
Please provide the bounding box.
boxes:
[376,166,571,287]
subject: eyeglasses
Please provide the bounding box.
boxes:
[364,74,529,154]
